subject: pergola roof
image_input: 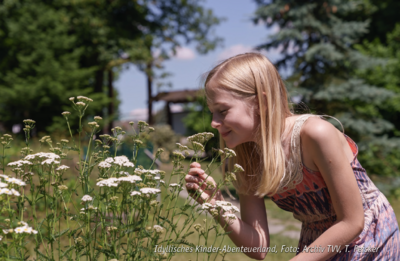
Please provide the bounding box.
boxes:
[153,89,202,103]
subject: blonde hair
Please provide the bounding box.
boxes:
[205,53,293,197]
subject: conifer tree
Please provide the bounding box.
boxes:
[253,0,397,154]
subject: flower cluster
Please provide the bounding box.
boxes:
[14,221,38,234]
[187,132,214,144]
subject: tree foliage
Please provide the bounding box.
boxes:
[0,0,222,133]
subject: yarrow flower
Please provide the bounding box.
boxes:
[176,143,189,151]
[118,175,142,183]
[56,165,70,171]
[98,161,112,169]
[153,225,164,234]
[192,141,204,152]
[41,158,60,165]
[215,201,240,213]
[140,188,161,195]
[169,183,180,188]
[7,160,33,167]
[77,96,93,102]
[130,191,141,197]
[81,195,93,202]
[96,178,119,187]
[224,148,236,158]
[201,203,214,210]
[233,164,244,172]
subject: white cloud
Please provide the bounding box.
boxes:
[217,44,256,61]
[129,108,148,121]
[173,46,196,60]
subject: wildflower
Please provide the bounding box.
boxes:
[58,185,68,190]
[110,196,118,201]
[153,225,164,234]
[122,162,134,168]
[69,97,75,101]
[23,119,35,125]
[107,226,118,231]
[62,111,71,117]
[77,96,93,102]
[94,116,102,122]
[118,175,142,183]
[3,229,13,234]
[225,171,237,182]
[0,188,20,196]
[81,195,93,202]
[5,177,26,186]
[8,160,33,167]
[202,203,214,210]
[224,148,236,158]
[140,188,161,195]
[176,143,189,151]
[209,209,219,217]
[222,213,237,221]
[192,141,204,152]
[0,235,2,241]
[172,151,185,160]
[41,159,60,165]
[138,121,148,127]
[148,127,155,132]
[75,237,83,244]
[98,161,112,169]
[133,139,143,146]
[233,164,244,173]
[88,122,97,127]
[130,191,141,197]
[150,200,159,207]
[76,102,86,107]
[0,182,7,188]
[193,224,203,232]
[56,165,70,171]
[96,178,119,187]
[160,180,165,184]
[205,180,216,190]
[113,156,131,166]
[129,121,134,126]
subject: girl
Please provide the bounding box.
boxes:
[184,53,400,260]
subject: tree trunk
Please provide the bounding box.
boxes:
[146,62,154,125]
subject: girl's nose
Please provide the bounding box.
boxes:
[211,115,221,129]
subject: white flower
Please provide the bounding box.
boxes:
[202,203,214,210]
[112,156,130,167]
[24,155,36,160]
[153,225,164,233]
[118,175,142,183]
[35,152,60,160]
[77,96,93,102]
[105,157,114,164]
[56,165,70,171]
[0,174,9,179]
[140,188,161,195]
[233,164,244,172]
[41,159,60,165]
[0,182,7,188]
[7,160,33,167]
[122,162,134,168]
[169,183,180,187]
[5,178,26,186]
[76,102,86,106]
[222,213,237,220]
[98,161,112,169]
[13,221,38,234]
[0,235,2,241]
[96,177,119,187]
[159,180,165,184]
[81,195,93,202]
[130,191,141,196]
[0,188,20,196]
[224,148,236,158]
[3,229,12,234]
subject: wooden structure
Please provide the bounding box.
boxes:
[153,89,201,128]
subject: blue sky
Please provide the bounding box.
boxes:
[114,0,278,120]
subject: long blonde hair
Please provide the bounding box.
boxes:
[205,53,293,197]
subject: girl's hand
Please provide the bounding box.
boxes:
[185,162,224,205]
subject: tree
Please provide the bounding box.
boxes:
[0,0,222,133]
[253,0,400,177]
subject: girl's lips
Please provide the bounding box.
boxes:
[220,131,231,138]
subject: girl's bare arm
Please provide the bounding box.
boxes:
[291,118,364,261]
[185,163,270,260]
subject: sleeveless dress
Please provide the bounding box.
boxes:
[271,114,400,260]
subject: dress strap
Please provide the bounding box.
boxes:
[277,114,318,193]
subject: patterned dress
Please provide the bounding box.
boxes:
[271,114,400,260]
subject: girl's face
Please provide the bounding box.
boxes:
[207,78,260,148]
